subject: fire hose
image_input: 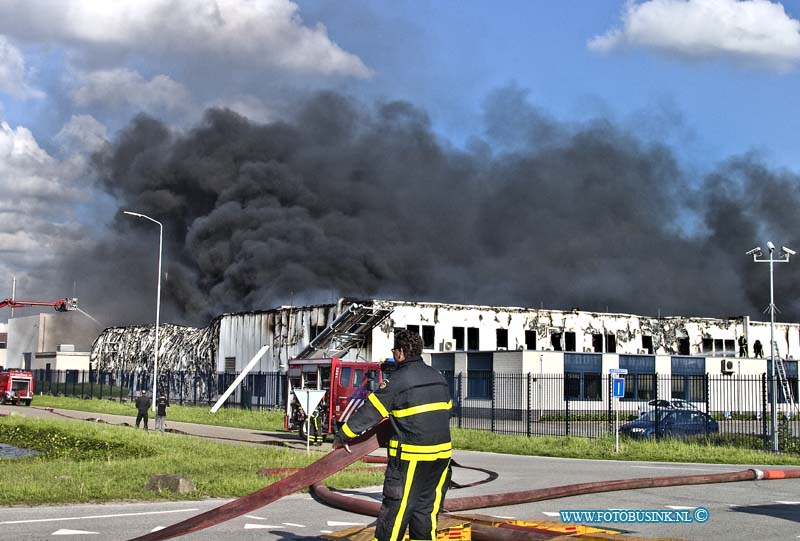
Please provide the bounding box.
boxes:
[129,420,800,541]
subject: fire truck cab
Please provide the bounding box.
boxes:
[285,357,383,439]
[0,369,34,406]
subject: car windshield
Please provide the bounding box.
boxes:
[638,410,670,422]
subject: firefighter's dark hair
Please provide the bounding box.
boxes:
[394,329,423,357]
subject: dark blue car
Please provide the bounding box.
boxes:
[620,409,719,439]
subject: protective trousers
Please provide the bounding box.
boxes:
[374,456,451,541]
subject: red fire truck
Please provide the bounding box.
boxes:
[285,357,384,438]
[0,369,35,406]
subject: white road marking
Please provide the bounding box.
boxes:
[0,508,199,525]
[328,521,367,526]
[320,530,333,534]
[666,506,696,510]
[283,522,306,527]
[52,529,98,535]
[244,523,280,529]
[542,512,561,517]
[777,501,800,505]
[244,515,266,520]
[150,527,165,532]
[493,516,516,519]
[629,465,727,472]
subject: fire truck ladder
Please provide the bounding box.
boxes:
[296,303,392,360]
[772,340,798,416]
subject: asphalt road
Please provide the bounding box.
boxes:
[1,406,799,540]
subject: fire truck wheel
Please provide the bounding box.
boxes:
[298,424,308,440]
[23,399,31,406]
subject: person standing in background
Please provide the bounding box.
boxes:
[134,390,151,431]
[155,393,169,433]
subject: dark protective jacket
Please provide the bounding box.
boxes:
[156,396,169,417]
[134,395,151,413]
[336,356,452,460]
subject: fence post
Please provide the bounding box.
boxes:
[458,373,463,429]
[526,373,532,438]
[490,373,496,433]
[761,373,769,452]
[704,373,710,436]
[565,384,570,437]
[607,375,612,434]
[81,370,85,398]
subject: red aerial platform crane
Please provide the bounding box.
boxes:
[0,297,78,312]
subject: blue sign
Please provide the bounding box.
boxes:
[612,377,625,398]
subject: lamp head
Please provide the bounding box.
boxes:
[746,247,762,257]
[782,246,796,256]
[767,241,776,252]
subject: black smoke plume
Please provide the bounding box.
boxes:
[67,88,800,326]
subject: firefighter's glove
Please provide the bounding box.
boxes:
[333,433,352,454]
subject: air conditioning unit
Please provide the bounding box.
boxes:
[497,347,507,351]
[638,349,647,355]
[721,359,735,374]
[518,344,526,351]
[583,348,592,353]
[440,339,456,352]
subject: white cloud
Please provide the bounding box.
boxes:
[0,120,92,262]
[0,0,371,78]
[589,0,800,71]
[73,68,192,114]
[54,114,108,156]
[0,35,44,99]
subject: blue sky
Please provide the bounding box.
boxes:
[3,0,800,322]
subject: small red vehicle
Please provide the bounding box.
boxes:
[0,370,34,406]
[285,357,383,439]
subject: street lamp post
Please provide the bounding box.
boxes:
[747,242,795,452]
[124,211,163,413]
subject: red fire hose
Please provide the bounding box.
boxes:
[128,418,800,541]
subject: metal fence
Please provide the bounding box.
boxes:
[29,369,800,453]
[31,369,287,411]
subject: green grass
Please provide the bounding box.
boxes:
[32,395,286,431]
[452,428,800,465]
[0,416,383,506]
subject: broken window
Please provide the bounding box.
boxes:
[310,324,326,341]
[551,332,563,351]
[422,325,435,349]
[565,332,576,352]
[592,334,603,353]
[407,324,421,336]
[224,357,236,373]
[496,328,508,349]
[678,338,690,355]
[453,327,465,350]
[642,335,654,355]
[724,339,735,356]
[702,338,713,354]
[525,330,537,350]
[606,334,616,353]
[467,327,480,350]
[714,339,724,357]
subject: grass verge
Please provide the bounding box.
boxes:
[0,416,383,506]
[31,395,286,431]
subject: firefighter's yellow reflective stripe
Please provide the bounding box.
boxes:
[388,440,452,453]
[388,448,452,461]
[391,400,452,418]
[367,392,390,418]
[341,423,357,439]
[430,459,451,540]
[390,459,418,541]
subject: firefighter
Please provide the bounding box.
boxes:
[738,335,748,358]
[309,402,325,446]
[333,330,452,541]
